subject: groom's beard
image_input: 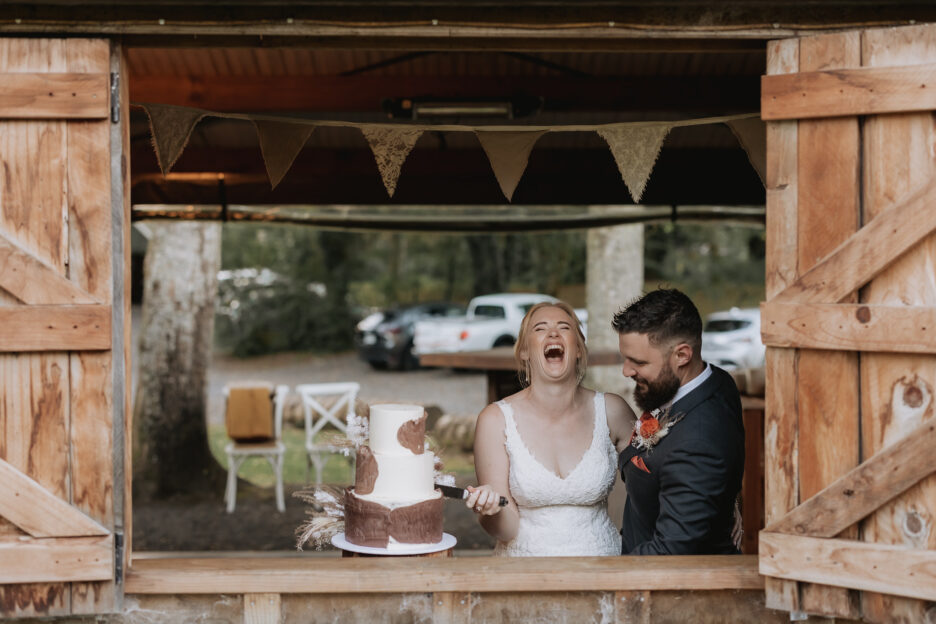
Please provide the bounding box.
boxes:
[633,363,681,413]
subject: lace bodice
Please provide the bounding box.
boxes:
[495,392,622,556]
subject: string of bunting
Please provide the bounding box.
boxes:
[137,103,765,203]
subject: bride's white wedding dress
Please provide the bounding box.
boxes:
[494,391,622,556]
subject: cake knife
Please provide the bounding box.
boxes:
[436,483,508,507]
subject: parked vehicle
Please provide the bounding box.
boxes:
[700,307,765,371]
[413,293,561,355]
[355,302,465,370]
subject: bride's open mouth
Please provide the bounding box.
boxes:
[544,343,565,363]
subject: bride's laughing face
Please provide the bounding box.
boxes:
[521,306,580,382]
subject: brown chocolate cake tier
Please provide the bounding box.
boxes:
[344,487,443,548]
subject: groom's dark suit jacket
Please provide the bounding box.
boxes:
[619,365,744,555]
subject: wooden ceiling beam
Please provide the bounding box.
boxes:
[129,74,760,113]
[2,3,934,45]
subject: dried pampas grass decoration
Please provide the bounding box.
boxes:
[293,484,346,551]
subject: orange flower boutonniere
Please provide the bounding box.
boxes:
[632,407,684,452]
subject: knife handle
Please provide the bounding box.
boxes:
[465,491,508,507]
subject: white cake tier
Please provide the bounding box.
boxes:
[368,403,424,456]
[358,451,438,503]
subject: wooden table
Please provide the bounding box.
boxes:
[419,347,624,403]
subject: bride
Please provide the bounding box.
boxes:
[465,301,635,556]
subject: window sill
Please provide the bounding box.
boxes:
[125,552,761,594]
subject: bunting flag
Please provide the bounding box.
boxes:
[141,103,209,174]
[134,102,759,201]
[254,120,315,189]
[726,118,767,187]
[360,126,423,197]
[475,130,547,202]
[597,124,671,203]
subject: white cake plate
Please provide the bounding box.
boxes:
[331,532,456,556]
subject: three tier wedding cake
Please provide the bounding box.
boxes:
[344,403,444,548]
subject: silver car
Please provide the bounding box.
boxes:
[700,307,765,371]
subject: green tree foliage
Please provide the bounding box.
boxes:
[644,222,766,318]
[215,221,763,357]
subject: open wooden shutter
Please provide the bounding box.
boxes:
[0,38,125,618]
[759,24,936,622]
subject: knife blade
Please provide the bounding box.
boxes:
[436,483,508,507]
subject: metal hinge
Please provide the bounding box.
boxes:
[114,531,124,584]
[110,72,120,124]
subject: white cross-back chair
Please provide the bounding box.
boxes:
[295,382,360,484]
[223,384,289,513]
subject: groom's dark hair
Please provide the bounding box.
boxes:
[612,288,702,351]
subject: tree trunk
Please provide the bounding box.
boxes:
[466,234,503,297]
[134,222,223,499]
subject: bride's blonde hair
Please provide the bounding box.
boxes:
[514,301,588,387]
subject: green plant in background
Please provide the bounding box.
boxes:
[208,425,477,487]
[208,424,354,486]
[214,219,764,358]
[645,222,765,317]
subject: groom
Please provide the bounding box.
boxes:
[613,288,744,555]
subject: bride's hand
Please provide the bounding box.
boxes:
[465,484,503,516]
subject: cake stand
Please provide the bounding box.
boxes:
[332,532,456,557]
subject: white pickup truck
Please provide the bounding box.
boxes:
[413,292,562,354]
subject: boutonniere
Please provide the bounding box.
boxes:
[630,407,684,452]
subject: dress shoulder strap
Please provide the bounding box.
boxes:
[593,391,611,441]
[496,399,519,440]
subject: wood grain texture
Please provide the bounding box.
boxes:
[0,41,76,617]
[0,458,108,538]
[119,44,134,576]
[244,593,280,624]
[759,532,936,602]
[0,234,99,305]
[762,62,936,120]
[0,535,113,584]
[761,301,936,352]
[64,38,116,617]
[124,555,763,594]
[615,590,650,624]
[793,30,861,619]
[767,419,936,538]
[0,305,110,351]
[859,22,936,623]
[0,72,107,119]
[432,592,471,624]
[774,174,936,305]
[0,37,115,617]
[763,35,801,615]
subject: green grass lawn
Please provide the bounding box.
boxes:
[208,424,353,487]
[209,425,477,488]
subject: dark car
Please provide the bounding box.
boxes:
[355,302,465,370]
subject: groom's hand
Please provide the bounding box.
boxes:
[465,485,504,516]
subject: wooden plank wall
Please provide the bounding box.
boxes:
[0,37,72,619]
[0,38,114,618]
[763,36,800,614]
[794,31,862,620]
[860,24,936,624]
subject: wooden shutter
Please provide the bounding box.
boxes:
[0,38,124,618]
[759,24,936,622]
